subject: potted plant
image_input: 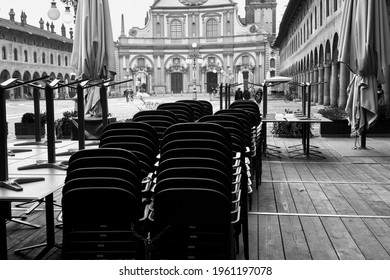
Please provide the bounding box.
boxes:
[317,106,351,137]
[55,111,77,139]
[15,112,46,139]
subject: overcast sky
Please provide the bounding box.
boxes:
[0,0,288,39]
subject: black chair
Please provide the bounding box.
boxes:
[152,186,239,259]
[176,100,206,120]
[157,102,195,122]
[62,177,145,259]
[198,100,213,115]
[133,111,178,145]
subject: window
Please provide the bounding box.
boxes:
[24,50,28,62]
[242,55,249,65]
[315,7,317,29]
[137,57,145,67]
[2,47,6,60]
[170,19,182,38]
[206,18,218,37]
[58,55,61,66]
[42,53,46,64]
[50,54,54,64]
[34,52,37,63]
[65,56,68,66]
[326,0,330,17]
[320,1,323,26]
[14,48,18,61]
[270,58,276,68]
[334,0,337,12]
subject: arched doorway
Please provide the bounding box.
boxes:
[12,71,22,99]
[22,71,32,99]
[0,70,10,99]
[171,72,183,93]
[206,72,218,93]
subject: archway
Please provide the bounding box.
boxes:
[12,71,22,99]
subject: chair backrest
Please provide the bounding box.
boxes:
[62,177,144,259]
[152,187,234,259]
[229,100,261,126]
[176,100,205,120]
[133,110,178,124]
[101,121,159,144]
[198,100,213,115]
[157,102,195,122]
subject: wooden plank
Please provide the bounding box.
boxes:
[258,215,284,260]
[289,182,338,259]
[248,215,259,260]
[334,183,390,257]
[256,182,284,259]
[342,163,377,183]
[273,182,311,259]
[320,183,390,259]
[304,182,365,260]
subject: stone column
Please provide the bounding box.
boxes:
[324,63,331,106]
[310,68,314,101]
[318,65,324,105]
[256,51,261,84]
[313,66,319,103]
[153,55,159,87]
[339,62,349,109]
[330,62,339,107]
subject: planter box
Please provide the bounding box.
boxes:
[15,123,45,139]
[55,122,72,139]
[71,117,117,140]
[367,119,390,136]
[320,120,351,137]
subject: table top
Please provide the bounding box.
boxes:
[0,174,64,202]
[284,113,332,123]
[262,113,287,122]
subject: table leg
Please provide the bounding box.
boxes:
[0,202,11,260]
[14,193,58,259]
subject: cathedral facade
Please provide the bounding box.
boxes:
[115,0,278,95]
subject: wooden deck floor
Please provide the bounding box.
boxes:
[5,136,390,260]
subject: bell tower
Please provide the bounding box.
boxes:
[245,0,277,35]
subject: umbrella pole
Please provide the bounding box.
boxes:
[219,83,223,110]
[361,108,367,149]
[77,84,85,150]
[100,85,108,127]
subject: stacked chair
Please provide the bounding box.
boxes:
[157,102,195,122]
[132,110,178,145]
[99,121,160,188]
[176,100,206,120]
[62,148,148,259]
[61,99,260,260]
[229,100,263,187]
[198,114,250,260]
[198,100,213,116]
[151,122,241,259]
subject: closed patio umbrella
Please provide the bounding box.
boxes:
[338,0,390,147]
[71,0,116,116]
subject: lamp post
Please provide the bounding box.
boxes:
[186,42,203,100]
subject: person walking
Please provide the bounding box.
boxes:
[124,89,129,102]
[235,88,243,100]
[129,88,134,101]
[243,88,251,100]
